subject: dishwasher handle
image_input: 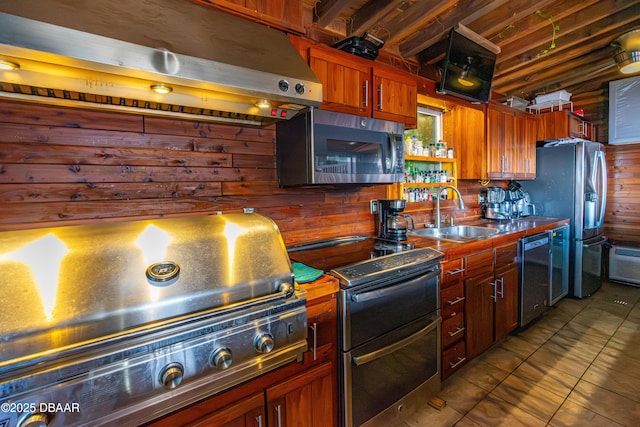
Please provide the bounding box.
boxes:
[522,235,549,251]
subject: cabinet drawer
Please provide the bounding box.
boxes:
[441,258,465,288]
[495,242,518,269]
[306,296,337,363]
[442,341,466,379]
[465,249,493,278]
[442,314,465,348]
[441,282,465,320]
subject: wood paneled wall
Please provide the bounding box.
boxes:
[0,99,541,244]
[0,99,389,245]
[605,143,640,245]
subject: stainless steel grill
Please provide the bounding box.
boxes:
[0,213,307,427]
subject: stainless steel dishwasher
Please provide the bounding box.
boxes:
[519,232,551,326]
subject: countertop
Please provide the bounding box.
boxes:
[407,216,569,260]
[293,216,569,292]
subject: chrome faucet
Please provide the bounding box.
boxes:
[435,186,465,228]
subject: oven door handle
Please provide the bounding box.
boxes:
[350,269,440,303]
[352,317,441,366]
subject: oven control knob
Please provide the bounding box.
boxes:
[159,362,184,390]
[18,412,51,427]
[210,347,233,369]
[254,333,275,353]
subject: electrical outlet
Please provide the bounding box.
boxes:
[478,193,486,203]
[370,200,378,214]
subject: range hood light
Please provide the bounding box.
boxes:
[150,84,173,94]
[255,99,271,109]
[0,59,19,70]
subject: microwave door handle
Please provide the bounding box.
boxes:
[386,133,397,174]
[595,150,607,227]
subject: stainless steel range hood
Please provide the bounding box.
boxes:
[0,0,322,126]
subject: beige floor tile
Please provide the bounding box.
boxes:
[548,328,607,359]
[511,360,580,398]
[559,318,611,341]
[549,400,624,427]
[526,341,593,378]
[489,374,565,422]
[571,308,625,335]
[567,380,640,426]
[532,315,568,333]
[594,345,640,379]
[582,362,640,403]
[453,417,483,426]
[456,359,510,392]
[438,374,491,414]
[399,405,464,427]
[476,345,525,373]
[465,394,546,427]
[514,323,557,347]
[497,335,540,359]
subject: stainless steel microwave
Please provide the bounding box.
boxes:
[276,108,405,186]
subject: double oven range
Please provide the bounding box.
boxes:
[289,237,443,427]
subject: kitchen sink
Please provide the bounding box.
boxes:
[410,225,500,241]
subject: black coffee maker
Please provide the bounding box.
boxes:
[376,199,414,241]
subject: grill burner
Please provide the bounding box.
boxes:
[0,213,307,426]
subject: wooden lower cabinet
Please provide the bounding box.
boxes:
[266,362,334,427]
[494,265,519,342]
[189,393,265,427]
[440,258,467,379]
[464,271,496,359]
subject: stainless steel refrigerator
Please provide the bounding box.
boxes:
[522,140,607,298]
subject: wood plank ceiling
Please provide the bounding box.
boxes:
[306,0,640,122]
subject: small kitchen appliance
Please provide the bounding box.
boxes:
[376,199,414,241]
[482,183,535,220]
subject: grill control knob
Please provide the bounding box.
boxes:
[159,363,184,390]
[18,412,51,427]
[210,348,233,369]
[254,333,275,353]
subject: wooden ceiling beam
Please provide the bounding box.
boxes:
[348,0,404,37]
[399,0,510,58]
[314,0,353,28]
[494,0,638,74]
[381,0,451,46]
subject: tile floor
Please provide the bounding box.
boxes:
[399,280,640,426]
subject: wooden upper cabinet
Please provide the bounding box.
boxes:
[309,46,370,117]
[307,44,417,126]
[536,109,596,141]
[199,0,304,33]
[516,113,537,179]
[372,64,417,127]
[486,103,537,180]
[486,104,516,180]
[446,103,485,179]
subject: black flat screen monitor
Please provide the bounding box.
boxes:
[438,28,497,103]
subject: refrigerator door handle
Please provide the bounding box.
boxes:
[583,235,608,248]
[595,149,607,228]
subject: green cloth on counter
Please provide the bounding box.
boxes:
[291,262,324,283]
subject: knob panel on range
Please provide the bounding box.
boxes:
[210,347,233,369]
[159,362,184,390]
[254,333,275,354]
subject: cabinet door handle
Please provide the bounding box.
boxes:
[449,356,466,369]
[497,277,505,298]
[447,268,465,276]
[256,415,263,427]
[275,404,282,427]
[490,280,497,302]
[377,83,382,110]
[311,322,318,361]
[363,80,369,107]
[447,296,465,306]
[448,326,465,337]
